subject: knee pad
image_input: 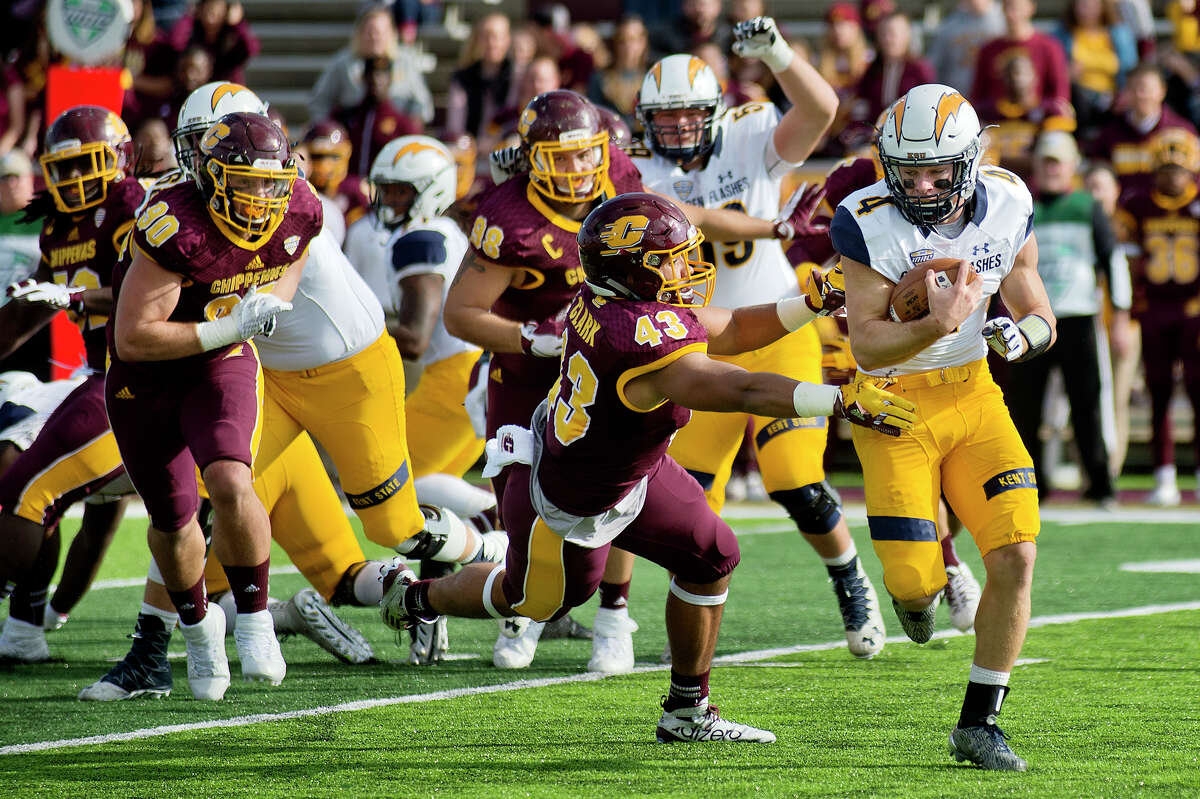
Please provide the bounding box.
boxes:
[770,481,842,535]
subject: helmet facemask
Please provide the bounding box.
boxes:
[527,133,609,203]
[879,140,981,226]
[371,180,418,229]
[40,143,120,213]
[645,229,715,307]
[641,104,720,164]
[203,158,298,245]
[172,121,209,178]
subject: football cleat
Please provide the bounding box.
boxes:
[1147,482,1181,507]
[542,613,592,640]
[78,614,173,701]
[656,700,776,743]
[43,605,70,632]
[409,615,449,665]
[0,616,50,663]
[588,607,639,674]
[179,605,231,700]
[379,563,428,631]
[474,529,509,564]
[493,618,544,668]
[892,595,939,644]
[949,723,1028,771]
[233,609,286,685]
[278,588,374,665]
[830,558,886,659]
[944,563,982,632]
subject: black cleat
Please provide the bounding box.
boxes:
[78,614,173,701]
[949,723,1028,771]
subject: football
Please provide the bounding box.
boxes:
[888,258,978,322]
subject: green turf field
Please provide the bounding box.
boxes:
[1,504,1198,798]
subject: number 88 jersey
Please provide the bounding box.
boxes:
[629,102,801,308]
[537,286,707,517]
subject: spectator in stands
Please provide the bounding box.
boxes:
[1053,0,1137,135]
[152,0,191,33]
[167,0,258,85]
[528,4,593,93]
[126,44,214,137]
[728,0,765,25]
[488,55,561,146]
[1118,0,1156,59]
[975,51,1076,179]
[847,12,934,143]
[0,62,28,157]
[392,0,443,45]
[647,0,732,63]
[122,0,176,107]
[817,3,872,151]
[925,0,1006,96]
[1087,63,1198,195]
[1007,131,1129,507]
[587,15,651,121]
[572,23,609,76]
[444,13,516,144]
[310,4,434,125]
[335,55,423,177]
[132,118,177,175]
[972,0,1071,112]
[859,0,898,40]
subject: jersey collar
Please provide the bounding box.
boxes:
[525,175,618,233]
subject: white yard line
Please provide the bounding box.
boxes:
[4,599,1198,756]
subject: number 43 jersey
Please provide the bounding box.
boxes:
[538,286,707,517]
[630,102,801,308]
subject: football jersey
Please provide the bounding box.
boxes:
[39,177,145,370]
[538,285,706,517]
[630,102,801,308]
[1090,109,1198,195]
[831,167,1035,375]
[111,178,323,365]
[255,225,385,371]
[469,145,643,384]
[317,192,347,247]
[1119,181,1200,320]
[343,213,392,304]
[385,215,476,368]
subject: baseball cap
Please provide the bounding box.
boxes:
[0,150,32,178]
[827,2,861,24]
[1033,131,1080,163]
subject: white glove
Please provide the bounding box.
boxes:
[489,145,528,185]
[195,286,292,351]
[981,317,1028,362]
[731,16,795,73]
[520,318,565,358]
[7,279,79,311]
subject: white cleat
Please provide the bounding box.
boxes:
[233,609,286,685]
[275,589,374,665]
[43,605,69,632]
[1147,482,1181,507]
[0,617,50,663]
[944,563,982,632]
[656,700,776,743]
[493,617,544,668]
[179,605,231,700]
[831,559,886,659]
[588,607,638,674]
[474,530,509,564]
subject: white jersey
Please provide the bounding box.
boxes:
[255,225,385,371]
[343,213,393,310]
[630,102,801,308]
[317,193,347,248]
[831,167,1035,376]
[0,373,86,450]
[383,216,477,367]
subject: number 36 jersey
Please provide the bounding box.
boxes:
[630,102,801,308]
[538,286,706,517]
[831,167,1035,375]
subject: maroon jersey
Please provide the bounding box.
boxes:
[786,156,880,267]
[38,177,145,370]
[537,286,707,516]
[1087,108,1198,195]
[111,178,322,365]
[976,98,1075,178]
[1119,182,1200,320]
[971,33,1071,111]
[470,145,644,386]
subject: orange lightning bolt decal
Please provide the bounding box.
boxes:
[210,83,252,112]
[934,93,967,144]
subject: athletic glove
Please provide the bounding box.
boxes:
[981,317,1027,361]
[520,316,566,358]
[772,183,827,241]
[731,16,795,73]
[834,379,917,437]
[7,279,82,312]
[489,145,529,185]
[195,286,292,352]
[803,262,845,316]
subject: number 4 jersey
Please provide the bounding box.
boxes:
[630,102,801,308]
[538,285,706,518]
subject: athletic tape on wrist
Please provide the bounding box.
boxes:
[776,296,816,332]
[1015,314,1052,361]
[669,576,728,606]
[481,563,505,619]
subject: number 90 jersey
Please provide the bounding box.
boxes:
[831,167,1035,375]
[629,102,800,308]
[538,286,707,517]
[112,179,322,364]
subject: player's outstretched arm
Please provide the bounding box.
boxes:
[388,273,444,360]
[843,256,982,371]
[696,289,836,356]
[444,250,527,354]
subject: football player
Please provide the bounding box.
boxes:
[831,83,1056,770]
[295,120,370,243]
[1116,128,1200,506]
[0,106,145,661]
[630,19,890,659]
[379,192,915,743]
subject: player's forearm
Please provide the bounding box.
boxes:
[850,316,947,372]
[115,320,206,361]
[386,317,433,361]
[707,303,790,356]
[683,203,777,243]
[79,287,113,315]
[443,306,523,354]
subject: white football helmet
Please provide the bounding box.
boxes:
[877,83,983,225]
[173,82,269,178]
[369,135,457,229]
[635,54,725,163]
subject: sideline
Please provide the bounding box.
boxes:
[4,600,1198,756]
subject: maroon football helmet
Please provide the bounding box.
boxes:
[40,105,134,213]
[196,111,298,245]
[300,119,352,194]
[578,192,714,307]
[594,105,633,148]
[518,90,610,203]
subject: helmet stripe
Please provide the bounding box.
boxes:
[892,98,906,141]
[934,92,967,145]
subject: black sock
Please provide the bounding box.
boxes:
[663,669,709,712]
[403,579,440,622]
[958,682,1009,728]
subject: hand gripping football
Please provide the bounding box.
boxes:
[888,258,978,322]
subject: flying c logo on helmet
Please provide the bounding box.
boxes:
[934,92,968,145]
[518,109,537,137]
[599,215,650,252]
[210,83,253,112]
[201,122,232,152]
